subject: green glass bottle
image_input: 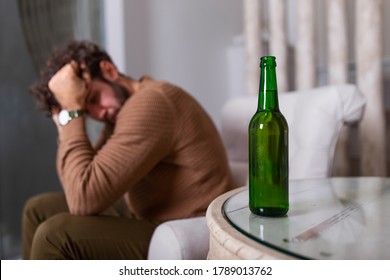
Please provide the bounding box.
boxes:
[249,56,289,217]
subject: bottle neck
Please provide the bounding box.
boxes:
[258,65,279,111]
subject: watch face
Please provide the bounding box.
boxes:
[58,110,70,126]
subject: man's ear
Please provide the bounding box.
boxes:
[99,60,119,81]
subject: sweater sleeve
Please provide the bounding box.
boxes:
[56,89,175,215]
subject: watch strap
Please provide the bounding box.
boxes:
[68,110,84,118]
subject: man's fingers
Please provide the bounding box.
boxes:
[79,62,91,92]
[79,62,92,83]
[68,61,89,90]
[48,62,78,93]
[69,60,80,75]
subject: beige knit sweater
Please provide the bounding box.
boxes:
[56,77,233,222]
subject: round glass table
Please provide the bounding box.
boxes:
[206,177,390,259]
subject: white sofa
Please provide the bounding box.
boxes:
[147,84,366,260]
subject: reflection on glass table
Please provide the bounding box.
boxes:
[223,177,390,259]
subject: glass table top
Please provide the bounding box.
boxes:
[223,177,390,259]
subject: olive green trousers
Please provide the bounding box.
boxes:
[22,193,158,260]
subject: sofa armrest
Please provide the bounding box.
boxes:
[147,217,209,260]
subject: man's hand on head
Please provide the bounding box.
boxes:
[48,61,90,110]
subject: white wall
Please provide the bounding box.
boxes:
[123,0,243,127]
[103,0,126,73]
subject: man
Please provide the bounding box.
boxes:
[23,41,233,259]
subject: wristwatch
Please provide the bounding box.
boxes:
[58,109,84,126]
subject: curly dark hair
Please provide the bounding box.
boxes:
[30,40,113,115]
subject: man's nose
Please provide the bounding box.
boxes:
[96,109,106,120]
[87,105,105,121]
